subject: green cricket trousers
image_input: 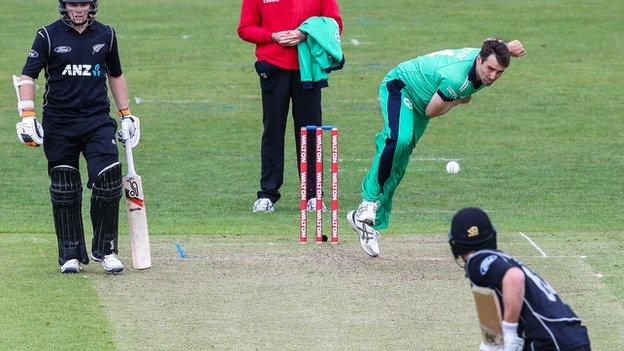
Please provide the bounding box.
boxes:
[361,78,430,229]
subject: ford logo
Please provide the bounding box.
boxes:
[54,46,72,54]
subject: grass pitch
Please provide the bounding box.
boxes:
[1,0,623,349]
[2,234,622,350]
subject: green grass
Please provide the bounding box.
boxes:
[0,0,623,349]
[0,236,115,350]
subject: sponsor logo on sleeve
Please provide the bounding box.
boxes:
[479,254,498,275]
[28,49,39,58]
[446,86,458,99]
[54,46,72,54]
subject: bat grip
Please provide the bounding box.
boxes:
[13,75,21,99]
[125,139,137,176]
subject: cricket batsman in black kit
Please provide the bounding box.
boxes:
[448,208,591,351]
[14,0,140,274]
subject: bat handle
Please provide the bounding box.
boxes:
[13,75,21,97]
[124,139,137,176]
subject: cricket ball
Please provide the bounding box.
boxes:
[445,161,460,174]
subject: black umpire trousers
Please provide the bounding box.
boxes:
[255,61,322,203]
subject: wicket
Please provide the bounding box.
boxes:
[299,125,339,244]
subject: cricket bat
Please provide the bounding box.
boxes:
[472,286,504,347]
[123,139,152,269]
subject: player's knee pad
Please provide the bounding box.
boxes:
[50,165,82,205]
[49,165,88,264]
[90,163,122,257]
[91,163,123,203]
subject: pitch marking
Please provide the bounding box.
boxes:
[519,232,548,257]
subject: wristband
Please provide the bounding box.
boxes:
[21,110,36,118]
[502,321,518,333]
[118,108,131,117]
[18,100,35,111]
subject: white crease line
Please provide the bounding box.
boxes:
[352,157,464,162]
[149,254,584,262]
[398,256,586,260]
[176,155,461,164]
[134,97,212,104]
[393,208,456,214]
[519,232,548,257]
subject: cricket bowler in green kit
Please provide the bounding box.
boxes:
[347,38,526,257]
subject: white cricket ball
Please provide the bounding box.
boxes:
[445,161,460,174]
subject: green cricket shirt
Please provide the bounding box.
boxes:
[383,47,486,116]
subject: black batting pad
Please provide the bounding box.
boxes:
[90,163,122,258]
[49,165,88,265]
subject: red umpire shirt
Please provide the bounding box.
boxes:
[237,0,343,70]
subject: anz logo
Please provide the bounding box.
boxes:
[61,64,103,77]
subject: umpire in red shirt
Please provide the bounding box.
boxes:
[238,0,343,213]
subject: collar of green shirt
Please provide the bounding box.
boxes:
[468,58,483,89]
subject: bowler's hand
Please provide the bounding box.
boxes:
[507,40,526,57]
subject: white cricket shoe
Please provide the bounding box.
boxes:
[60,259,82,274]
[306,198,327,212]
[252,198,275,213]
[347,210,380,257]
[91,253,124,274]
[355,200,378,226]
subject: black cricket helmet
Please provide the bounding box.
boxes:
[448,207,497,260]
[59,0,98,24]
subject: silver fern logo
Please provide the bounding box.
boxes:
[92,43,105,54]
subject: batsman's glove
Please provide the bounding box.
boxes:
[479,342,502,351]
[502,321,524,351]
[116,109,140,148]
[16,112,44,147]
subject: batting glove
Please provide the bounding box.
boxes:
[502,321,524,351]
[116,109,140,148]
[479,342,503,351]
[16,113,44,147]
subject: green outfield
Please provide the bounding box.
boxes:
[1,0,623,350]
